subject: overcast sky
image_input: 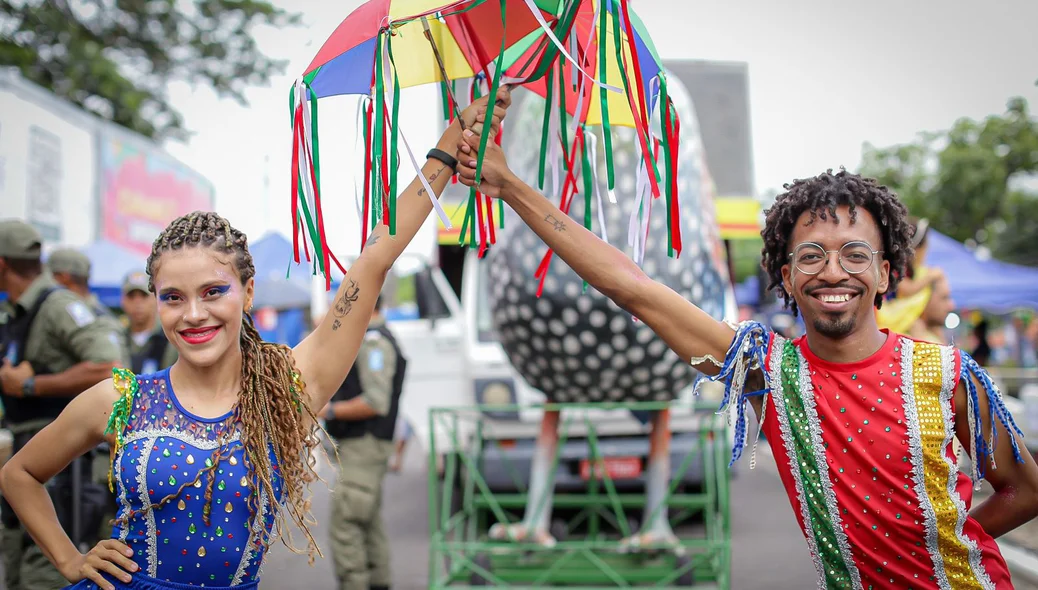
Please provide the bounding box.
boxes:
[161,0,1038,243]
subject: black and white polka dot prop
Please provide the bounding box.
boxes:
[486,72,731,404]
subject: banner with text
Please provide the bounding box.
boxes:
[99,132,214,255]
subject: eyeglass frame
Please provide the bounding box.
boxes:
[787,240,884,275]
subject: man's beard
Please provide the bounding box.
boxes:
[812,312,856,338]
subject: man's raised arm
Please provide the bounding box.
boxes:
[454,129,736,375]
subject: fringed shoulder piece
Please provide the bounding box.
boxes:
[104,367,139,492]
[692,320,772,467]
[958,350,1025,484]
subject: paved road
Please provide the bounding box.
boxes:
[257,443,1038,590]
[2,442,1031,588]
[259,443,815,589]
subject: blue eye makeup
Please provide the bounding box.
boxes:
[208,285,231,296]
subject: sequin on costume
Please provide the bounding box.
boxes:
[77,368,283,588]
[701,321,1022,589]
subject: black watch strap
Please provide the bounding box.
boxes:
[426,148,458,173]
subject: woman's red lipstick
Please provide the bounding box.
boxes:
[179,326,221,345]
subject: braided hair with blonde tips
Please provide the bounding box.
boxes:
[117,211,329,563]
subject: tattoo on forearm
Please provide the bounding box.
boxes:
[366,234,380,247]
[330,279,360,331]
[545,214,566,231]
[417,165,448,197]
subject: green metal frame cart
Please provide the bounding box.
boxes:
[427,401,731,588]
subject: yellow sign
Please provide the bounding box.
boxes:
[436,197,761,244]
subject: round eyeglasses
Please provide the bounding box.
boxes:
[789,241,883,275]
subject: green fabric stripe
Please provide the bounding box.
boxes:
[779,341,856,589]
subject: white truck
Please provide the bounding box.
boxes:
[377,241,736,495]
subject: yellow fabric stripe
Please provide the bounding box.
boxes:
[385,18,475,89]
[583,13,640,128]
[913,342,984,589]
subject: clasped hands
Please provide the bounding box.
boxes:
[452,86,517,200]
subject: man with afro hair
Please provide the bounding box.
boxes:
[452,124,1038,588]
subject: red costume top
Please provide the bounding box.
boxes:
[707,322,1025,589]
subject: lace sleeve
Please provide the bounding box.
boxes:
[692,320,772,467]
[957,351,1025,484]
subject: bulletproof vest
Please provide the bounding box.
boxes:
[129,330,170,375]
[0,286,73,424]
[325,324,407,441]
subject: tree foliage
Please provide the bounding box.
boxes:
[0,0,301,141]
[859,95,1038,266]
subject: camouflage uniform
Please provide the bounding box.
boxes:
[327,317,401,590]
[0,220,124,589]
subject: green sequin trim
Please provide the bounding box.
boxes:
[103,367,139,492]
[779,341,856,589]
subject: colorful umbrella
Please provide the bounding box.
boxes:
[289,0,677,285]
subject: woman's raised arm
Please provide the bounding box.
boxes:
[293,87,512,411]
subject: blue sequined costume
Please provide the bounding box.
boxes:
[66,368,283,589]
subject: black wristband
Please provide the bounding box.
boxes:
[426,148,458,173]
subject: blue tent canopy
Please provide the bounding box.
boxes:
[78,240,146,308]
[925,231,1038,312]
[249,232,313,310]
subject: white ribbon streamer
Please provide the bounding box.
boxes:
[294,78,319,260]
[583,129,608,245]
[397,123,452,229]
[565,0,601,140]
[354,97,369,223]
[628,152,646,262]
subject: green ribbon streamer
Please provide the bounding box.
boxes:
[458,192,473,247]
[461,78,484,249]
[509,0,583,86]
[440,78,451,122]
[537,63,555,191]
[598,1,615,190]
[287,87,323,274]
[296,180,323,274]
[579,125,593,293]
[557,62,570,170]
[304,82,323,201]
[473,0,508,187]
[658,73,673,257]
[372,31,386,230]
[609,1,659,185]
[387,34,402,235]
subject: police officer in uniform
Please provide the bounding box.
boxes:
[322,296,407,590]
[120,270,177,374]
[0,220,124,590]
[46,248,131,369]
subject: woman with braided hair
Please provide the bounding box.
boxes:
[0,87,511,590]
